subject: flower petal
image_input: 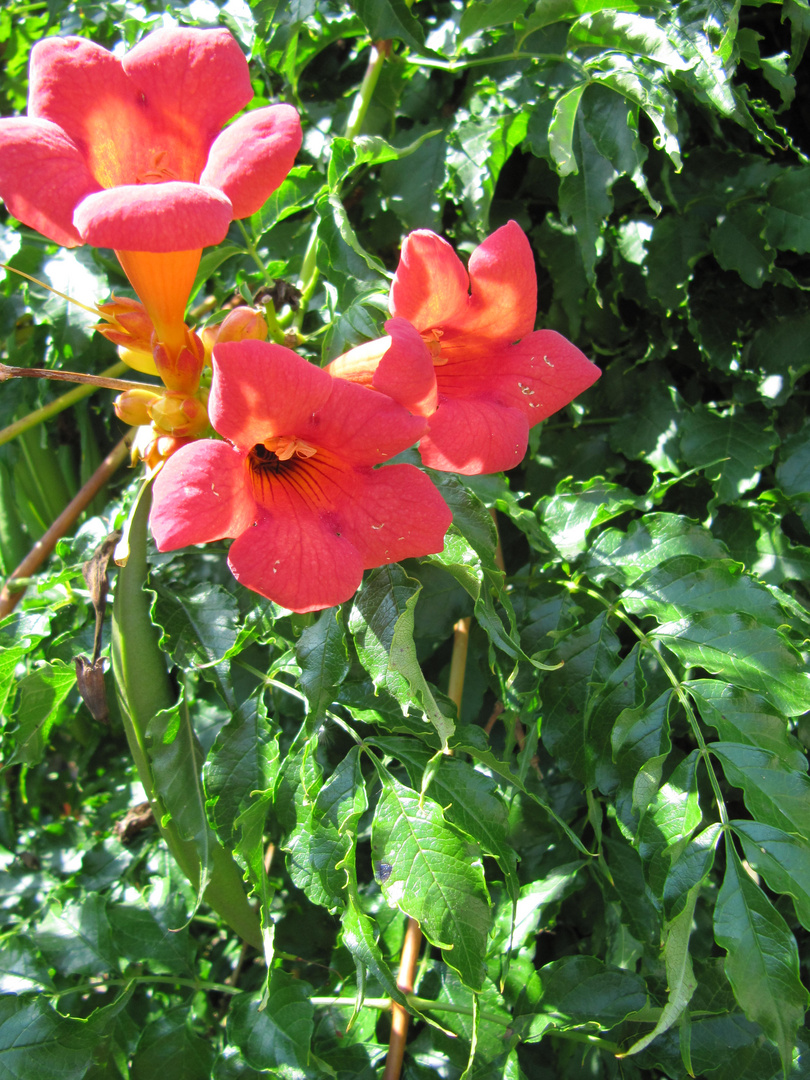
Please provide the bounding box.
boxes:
[419,396,530,475]
[211,341,333,450]
[123,28,253,145]
[200,105,303,219]
[0,118,99,247]
[325,335,390,387]
[372,318,438,416]
[298,372,428,465]
[348,464,452,566]
[150,440,255,549]
[228,496,364,613]
[436,330,601,424]
[447,220,537,349]
[30,30,253,189]
[74,182,233,251]
[389,230,470,332]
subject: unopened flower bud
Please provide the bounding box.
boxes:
[95,294,155,351]
[147,390,210,438]
[218,306,268,344]
[117,345,159,376]
[114,387,162,427]
[201,306,268,366]
[131,426,192,475]
[152,328,205,394]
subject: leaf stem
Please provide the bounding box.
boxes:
[294,39,390,329]
[236,219,277,287]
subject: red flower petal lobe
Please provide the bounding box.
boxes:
[389,230,469,332]
[151,440,255,549]
[420,396,530,475]
[74,182,233,251]
[372,317,438,416]
[0,118,98,246]
[210,341,333,451]
[348,464,452,566]
[200,105,303,219]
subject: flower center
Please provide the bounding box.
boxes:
[421,328,447,366]
[247,437,321,507]
[136,150,181,184]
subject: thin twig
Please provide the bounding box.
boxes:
[382,916,423,1080]
[0,433,132,617]
[0,361,129,447]
[0,361,156,393]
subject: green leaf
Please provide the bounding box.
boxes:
[9,661,76,766]
[654,615,810,717]
[679,408,779,506]
[457,0,527,45]
[348,0,428,51]
[447,110,529,228]
[0,997,95,1080]
[327,131,441,194]
[538,476,647,560]
[584,513,729,587]
[569,10,690,69]
[350,564,454,745]
[644,213,709,311]
[370,768,491,990]
[148,696,213,899]
[732,820,810,932]
[611,689,674,833]
[227,975,315,1075]
[621,884,700,1057]
[662,823,722,920]
[688,679,808,772]
[106,897,193,973]
[204,698,280,844]
[549,83,587,176]
[294,607,349,718]
[286,745,365,912]
[371,737,520,901]
[710,742,810,838]
[0,934,55,993]
[131,1008,215,1080]
[637,749,702,879]
[623,555,786,627]
[711,204,773,288]
[533,955,648,1032]
[763,166,810,254]
[250,165,323,236]
[35,895,115,976]
[714,838,808,1074]
[152,582,240,670]
[540,612,621,785]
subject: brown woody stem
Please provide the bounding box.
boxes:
[0,361,157,393]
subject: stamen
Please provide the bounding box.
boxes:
[263,435,318,461]
[421,328,447,366]
[136,150,181,185]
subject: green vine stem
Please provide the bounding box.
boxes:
[294,39,391,329]
[111,482,262,949]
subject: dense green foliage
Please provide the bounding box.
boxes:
[1,0,809,1077]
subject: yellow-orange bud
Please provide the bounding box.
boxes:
[147,390,210,438]
[201,306,268,365]
[114,387,162,427]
